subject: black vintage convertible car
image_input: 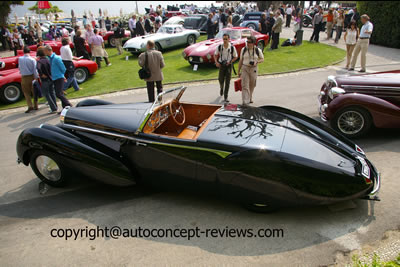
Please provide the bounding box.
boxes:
[16,87,380,212]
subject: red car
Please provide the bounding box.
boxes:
[101,30,131,47]
[0,51,37,70]
[318,70,400,138]
[25,40,91,55]
[182,27,269,65]
[0,59,98,104]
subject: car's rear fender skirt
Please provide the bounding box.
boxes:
[327,93,400,128]
[17,127,135,186]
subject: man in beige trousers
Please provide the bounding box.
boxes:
[349,14,373,73]
[138,40,165,102]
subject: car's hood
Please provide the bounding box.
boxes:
[0,68,19,76]
[185,39,222,56]
[336,70,400,88]
[62,103,152,136]
[123,34,162,48]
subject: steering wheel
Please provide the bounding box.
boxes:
[169,99,186,126]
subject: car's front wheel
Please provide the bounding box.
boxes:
[187,34,196,45]
[74,67,89,84]
[30,151,68,187]
[108,36,116,47]
[0,83,22,104]
[331,107,372,138]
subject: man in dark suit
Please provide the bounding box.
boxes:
[136,17,145,36]
[207,13,214,39]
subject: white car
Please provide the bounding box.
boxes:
[123,24,200,54]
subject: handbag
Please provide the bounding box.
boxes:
[138,52,151,80]
[234,78,242,92]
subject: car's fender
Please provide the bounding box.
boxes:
[327,93,400,128]
[17,126,135,186]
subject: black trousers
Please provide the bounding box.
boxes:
[271,32,280,49]
[286,15,292,27]
[54,78,72,108]
[95,57,110,69]
[310,24,322,42]
[146,81,163,103]
[218,64,232,100]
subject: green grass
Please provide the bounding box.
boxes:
[352,253,400,267]
[1,37,345,110]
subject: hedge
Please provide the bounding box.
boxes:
[357,1,400,48]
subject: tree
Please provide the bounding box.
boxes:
[28,1,63,21]
[357,1,400,48]
[0,1,24,25]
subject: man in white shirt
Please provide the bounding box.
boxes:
[60,25,69,37]
[60,38,81,91]
[214,33,238,102]
[128,15,137,37]
[285,5,293,27]
[350,14,373,72]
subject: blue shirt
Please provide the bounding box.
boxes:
[359,21,373,38]
[18,54,38,78]
[48,53,66,81]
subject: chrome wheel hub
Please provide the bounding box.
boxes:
[337,110,365,135]
[36,155,61,181]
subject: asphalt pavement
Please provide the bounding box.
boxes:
[0,26,399,266]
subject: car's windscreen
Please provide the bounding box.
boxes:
[215,29,241,40]
[151,86,186,111]
[157,26,174,34]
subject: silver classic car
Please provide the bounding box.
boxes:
[123,25,200,54]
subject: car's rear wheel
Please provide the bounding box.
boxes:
[331,107,372,138]
[108,36,116,47]
[0,83,22,104]
[187,34,196,45]
[247,23,256,30]
[30,150,68,187]
[155,42,162,51]
[74,67,89,84]
[257,40,265,51]
[243,202,278,213]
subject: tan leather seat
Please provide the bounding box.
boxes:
[178,128,197,140]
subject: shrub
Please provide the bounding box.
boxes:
[357,1,400,48]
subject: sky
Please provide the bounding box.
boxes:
[10,1,219,18]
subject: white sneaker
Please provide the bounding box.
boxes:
[107,63,112,67]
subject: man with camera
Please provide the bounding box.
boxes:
[214,33,238,103]
[238,36,264,105]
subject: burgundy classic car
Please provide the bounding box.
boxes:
[182,27,269,65]
[0,59,98,104]
[318,70,400,138]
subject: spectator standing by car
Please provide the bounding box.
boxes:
[105,17,111,31]
[18,46,38,113]
[285,5,293,27]
[238,36,264,105]
[44,45,72,109]
[211,10,219,34]
[36,47,57,113]
[334,10,345,44]
[83,15,88,27]
[344,21,359,69]
[325,9,334,40]
[144,15,153,34]
[218,9,226,31]
[34,22,42,40]
[207,13,215,39]
[60,38,81,92]
[11,29,24,56]
[266,12,275,44]
[128,15,137,37]
[89,28,111,69]
[0,26,7,51]
[74,30,90,59]
[349,15,373,73]
[214,33,238,102]
[136,17,145,36]
[258,13,267,34]
[270,11,283,50]
[138,40,165,103]
[227,11,233,28]
[61,25,69,38]
[112,22,124,55]
[71,26,79,43]
[310,7,323,43]
[84,24,94,43]
[155,12,163,32]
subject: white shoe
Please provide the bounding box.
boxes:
[107,63,112,67]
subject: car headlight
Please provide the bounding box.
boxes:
[140,43,146,48]
[182,51,187,58]
[328,87,345,99]
[206,53,212,60]
[189,56,193,62]
[199,57,204,63]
